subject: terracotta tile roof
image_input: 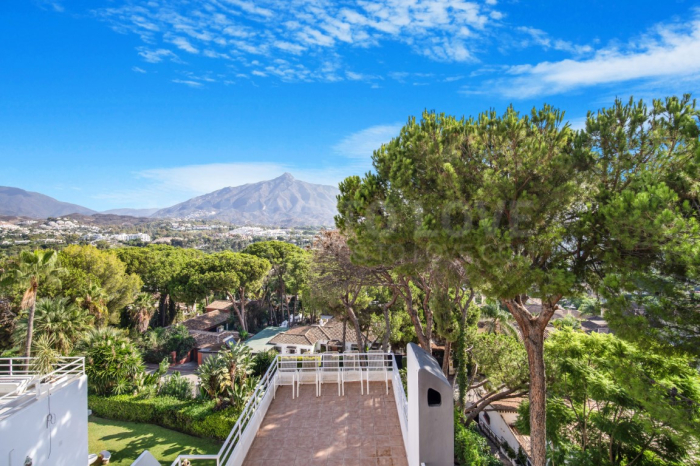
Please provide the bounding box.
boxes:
[181,310,231,332]
[190,330,239,350]
[510,425,532,458]
[268,318,375,347]
[205,300,234,311]
[489,396,526,413]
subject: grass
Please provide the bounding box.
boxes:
[88,416,220,466]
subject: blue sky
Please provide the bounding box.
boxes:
[1,0,699,210]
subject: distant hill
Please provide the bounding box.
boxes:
[152,173,340,226]
[0,186,96,218]
[101,208,160,217]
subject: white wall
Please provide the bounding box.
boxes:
[0,375,89,466]
[479,409,521,454]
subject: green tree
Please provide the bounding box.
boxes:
[75,282,110,328]
[59,245,143,321]
[77,327,144,396]
[117,245,202,327]
[336,98,699,465]
[0,249,65,357]
[13,297,93,355]
[516,329,700,465]
[243,241,304,323]
[128,292,157,333]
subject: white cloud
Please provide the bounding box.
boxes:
[488,12,700,98]
[131,66,147,73]
[333,123,402,160]
[93,0,504,84]
[169,36,199,54]
[138,48,179,63]
[172,79,203,87]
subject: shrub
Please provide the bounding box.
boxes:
[251,349,276,377]
[88,394,238,440]
[159,372,194,400]
[77,327,144,396]
[140,325,197,363]
[454,410,501,466]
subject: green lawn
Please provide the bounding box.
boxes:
[88,416,220,466]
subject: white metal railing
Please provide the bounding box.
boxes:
[391,355,409,459]
[169,352,398,466]
[0,357,85,403]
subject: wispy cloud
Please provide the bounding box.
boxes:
[95,123,401,207]
[172,79,203,88]
[131,66,147,73]
[92,0,503,83]
[333,123,402,160]
[482,11,700,98]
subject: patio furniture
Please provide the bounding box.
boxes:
[99,450,111,464]
[319,352,341,396]
[341,351,364,395]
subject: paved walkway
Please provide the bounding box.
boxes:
[243,382,407,466]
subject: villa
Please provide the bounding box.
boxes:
[267,318,380,354]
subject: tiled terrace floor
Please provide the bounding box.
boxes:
[243,381,408,466]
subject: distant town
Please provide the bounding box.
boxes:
[0,216,322,253]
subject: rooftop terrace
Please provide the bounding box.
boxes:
[165,352,409,466]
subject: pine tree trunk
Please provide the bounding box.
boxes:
[441,340,451,377]
[24,298,36,358]
[504,297,557,466]
[382,304,391,352]
[523,328,547,466]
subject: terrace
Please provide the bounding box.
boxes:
[159,352,410,466]
[0,356,85,420]
[0,357,89,466]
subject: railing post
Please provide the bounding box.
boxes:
[9,358,13,376]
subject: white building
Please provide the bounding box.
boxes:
[0,357,88,466]
[267,318,379,354]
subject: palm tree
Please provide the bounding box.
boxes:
[13,297,93,355]
[480,301,519,337]
[76,282,110,328]
[0,250,64,357]
[129,293,157,333]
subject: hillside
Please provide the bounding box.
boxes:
[152,173,339,226]
[0,186,96,218]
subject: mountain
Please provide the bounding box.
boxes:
[101,208,160,217]
[152,173,340,226]
[0,186,96,218]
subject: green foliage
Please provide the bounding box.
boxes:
[454,410,501,466]
[139,325,197,363]
[159,372,194,400]
[516,329,700,465]
[77,327,145,396]
[13,297,93,355]
[251,349,276,377]
[88,394,238,440]
[197,343,255,409]
[58,245,143,322]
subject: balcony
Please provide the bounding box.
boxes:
[0,356,85,420]
[0,357,89,466]
[164,352,409,466]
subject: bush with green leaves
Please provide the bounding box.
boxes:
[77,327,144,396]
[251,349,276,377]
[159,372,194,400]
[454,409,501,466]
[140,325,197,363]
[197,342,255,409]
[88,394,238,440]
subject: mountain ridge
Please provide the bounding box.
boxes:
[151,173,339,226]
[0,186,96,218]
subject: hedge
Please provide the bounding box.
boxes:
[88,394,239,441]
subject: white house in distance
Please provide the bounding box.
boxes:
[477,396,532,466]
[267,317,379,354]
[0,357,89,466]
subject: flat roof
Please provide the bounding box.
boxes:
[244,326,287,353]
